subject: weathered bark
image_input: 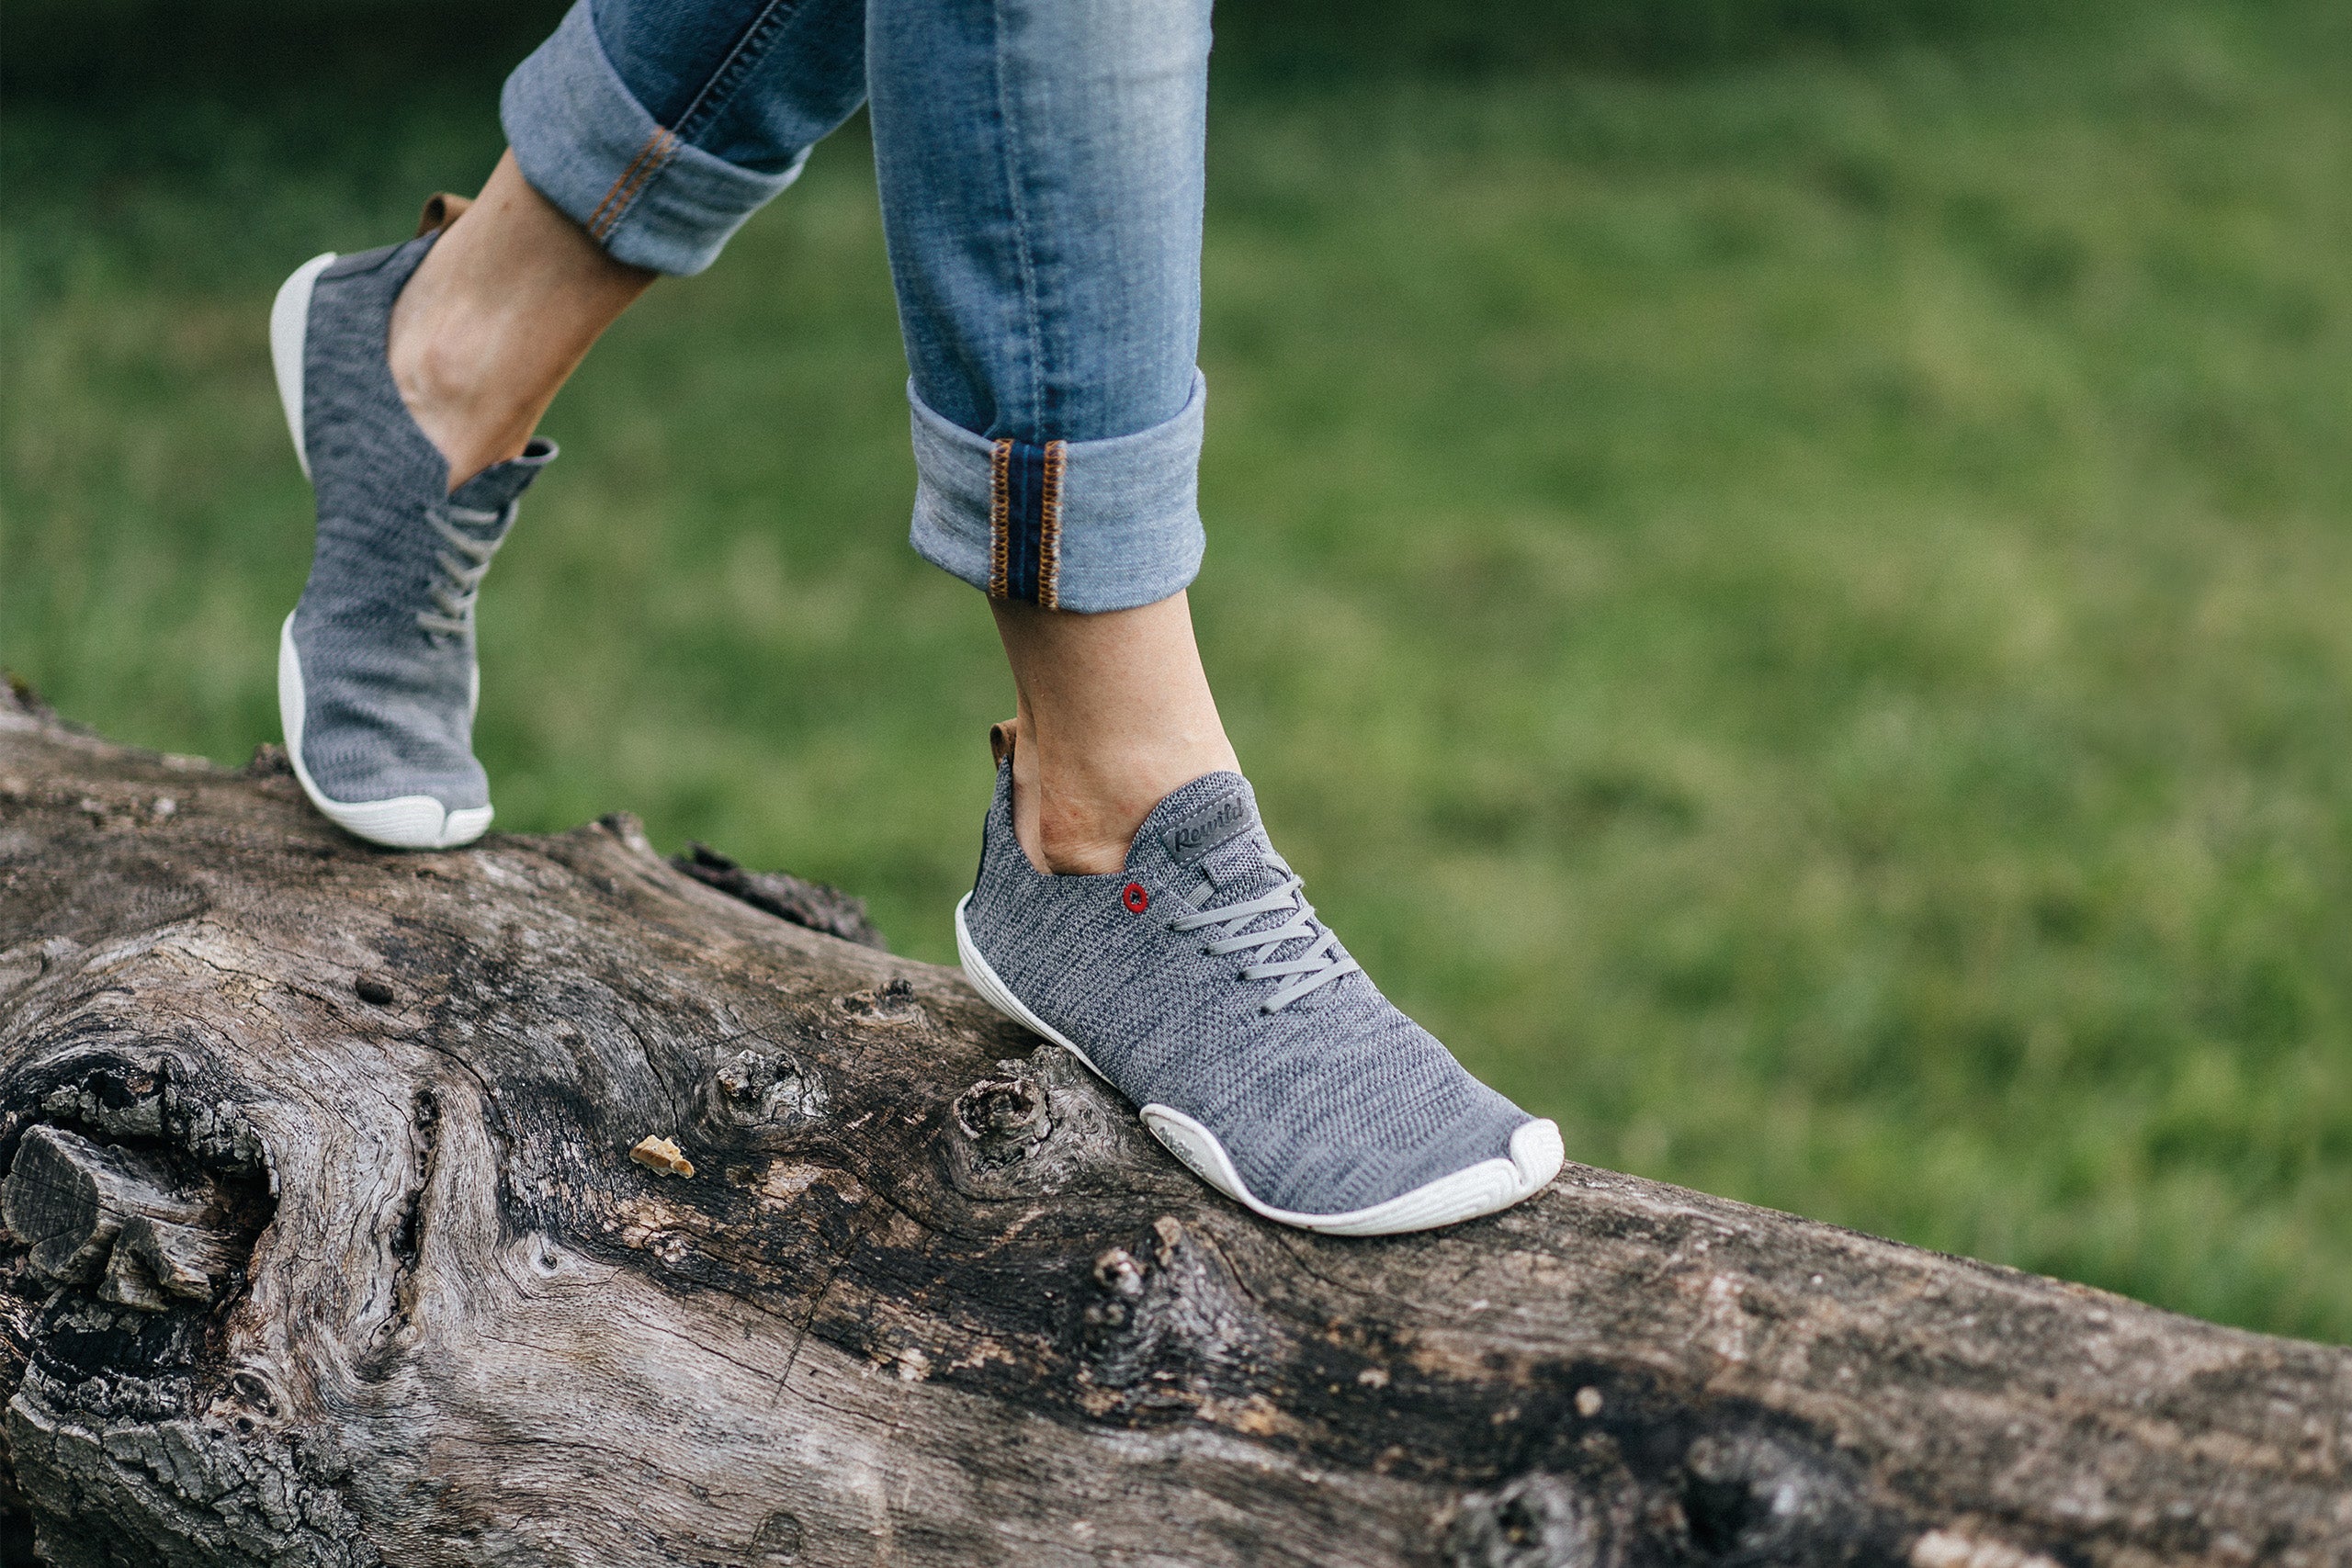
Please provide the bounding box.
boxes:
[0,683,2344,1568]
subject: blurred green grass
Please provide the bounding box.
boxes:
[4,2,2346,1340]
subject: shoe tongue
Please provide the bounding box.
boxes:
[447,438,558,518]
[1152,773,1285,905]
[1200,831,1286,905]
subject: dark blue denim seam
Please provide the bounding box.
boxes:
[1007,440,1042,602]
[669,0,804,149]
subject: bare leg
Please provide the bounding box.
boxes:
[991,592,1240,875]
[388,151,654,489]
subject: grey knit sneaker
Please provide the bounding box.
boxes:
[271,234,554,850]
[956,758,1563,1235]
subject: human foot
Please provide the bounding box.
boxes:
[956,754,1563,1234]
[273,231,554,849]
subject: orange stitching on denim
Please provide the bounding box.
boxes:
[588,128,679,242]
[604,127,678,236]
[588,129,672,238]
[1037,440,1067,611]
[988,439,1012,599]
[586,133,661,238]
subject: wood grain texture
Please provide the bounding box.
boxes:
[1,686,2345,1568]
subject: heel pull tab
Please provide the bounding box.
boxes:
[415,192,474,238]
[989,718,1021,770]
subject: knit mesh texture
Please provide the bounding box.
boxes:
[288,237,553,807]
[964,766,1530,1215]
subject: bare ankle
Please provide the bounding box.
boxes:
[1017,789,1141,876]
[387,286,534,486]
[1005,728,1220,876]
[383,151,654,490]
[1035,812,1136,877]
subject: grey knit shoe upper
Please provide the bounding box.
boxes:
[956,765,1564,1234]
[275,235,554,849]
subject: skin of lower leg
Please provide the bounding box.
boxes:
[387,151,654,490]
[991,592,1241,876]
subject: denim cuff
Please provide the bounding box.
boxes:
[908,373,1208,614]
[500,2,805,276]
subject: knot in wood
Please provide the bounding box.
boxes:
[225,1369,280,1417]
[209,1366,292,1441]
[838,976,922,1021]
[1092,1247,1146,1299]
[1678,1429,1870,1561]
[956,1073,1051,1165]
[942,1054,1127,1198]
[1078,1222,1278,1398]
[1082,1247,1149,1335]
[1443,1472,1600,1568]
[752,1510,806,1563]
[713,1046,824,1127]
[243,740,293,776]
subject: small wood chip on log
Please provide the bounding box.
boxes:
[628,1135,695,1178]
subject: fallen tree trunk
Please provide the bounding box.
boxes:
[0,685,2344,1568]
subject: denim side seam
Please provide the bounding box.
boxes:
[501,1,808,276]
[910,373,1208,615]
[988,437,1069,607]
[586,128,680,243]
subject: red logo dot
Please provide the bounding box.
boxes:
[1122,882,1150,914]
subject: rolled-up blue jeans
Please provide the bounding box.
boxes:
[501,0,1210,612]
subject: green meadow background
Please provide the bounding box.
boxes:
[4,0,2345,1340]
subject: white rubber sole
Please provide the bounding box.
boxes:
[278,615,492,850]
[954,895,1565,1236]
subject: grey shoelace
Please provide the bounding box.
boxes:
[1170,876,1363,1012]
[417,502,509,637]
